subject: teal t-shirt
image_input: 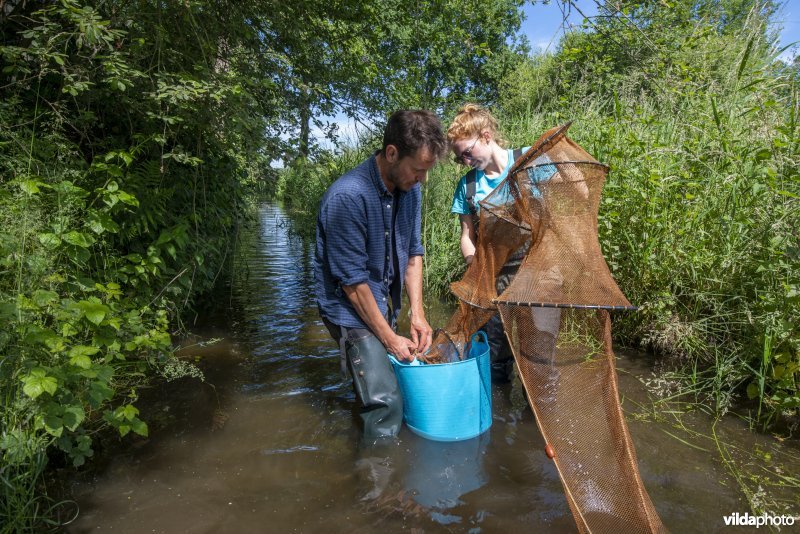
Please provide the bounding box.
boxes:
[451,147,551,215]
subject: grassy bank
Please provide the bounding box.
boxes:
[496,3,799,432]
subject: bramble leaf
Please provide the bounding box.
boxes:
[21,368,58,399]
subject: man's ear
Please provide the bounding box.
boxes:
[385,144,399,163]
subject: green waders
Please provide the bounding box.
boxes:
[322,317,403,442]
[484,265,520,383]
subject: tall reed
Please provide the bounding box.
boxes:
[489,7,798,429]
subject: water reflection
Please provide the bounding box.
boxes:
[403,434,490,523]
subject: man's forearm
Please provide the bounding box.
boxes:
[341,282,395,345]
[405,255,425,317]
[404,254,432,353]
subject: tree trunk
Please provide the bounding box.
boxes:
[298,100,310,159]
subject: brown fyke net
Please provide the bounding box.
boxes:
[426,124,667,533]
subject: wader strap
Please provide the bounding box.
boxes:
[321,312,393,380]
[320,315,352,380]
[465,148,523,222]
[337,325,349,379]
[465,168,479,216]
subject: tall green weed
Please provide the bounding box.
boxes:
[0,2,266,530]
[494,2,798,429]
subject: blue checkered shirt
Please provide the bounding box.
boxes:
[314,154,424,329]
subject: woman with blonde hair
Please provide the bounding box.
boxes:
[448,103,521,265]
[448,103,530,382]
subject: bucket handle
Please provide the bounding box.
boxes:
[387,354,422,366]
[471,330,489,347]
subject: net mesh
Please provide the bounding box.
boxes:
[426,124,667,532]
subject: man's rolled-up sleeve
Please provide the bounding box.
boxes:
[324,192,369,286]
[409,189,425,257]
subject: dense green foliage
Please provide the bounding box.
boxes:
[256,0,528,156]
[0,2,261,529]
[277,0,798,434]
[497,0,798,431]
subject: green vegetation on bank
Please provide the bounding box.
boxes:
[0,3,264,530]
[276,0,799,436]
[500,0,799,433]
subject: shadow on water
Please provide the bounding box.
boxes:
[66,203,797,533]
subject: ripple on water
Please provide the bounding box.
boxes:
[320,381,349,392]
[239,383,316,400]
[261,445,320,455]
[250,347,336,363]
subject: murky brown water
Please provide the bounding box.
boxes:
[66,203,797,533]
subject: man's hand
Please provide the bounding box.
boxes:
[409,313,433,355]
[385,333,418,362]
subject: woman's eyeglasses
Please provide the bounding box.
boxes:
[454,137,479,165]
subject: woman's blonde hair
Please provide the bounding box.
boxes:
[446,103,508,148]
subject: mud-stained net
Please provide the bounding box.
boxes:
[426,124,667,533]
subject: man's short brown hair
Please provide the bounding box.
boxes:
[382,110,447,160]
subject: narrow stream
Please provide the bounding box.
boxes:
[66,203,794,533]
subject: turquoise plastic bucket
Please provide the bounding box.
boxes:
[389,331,491,441]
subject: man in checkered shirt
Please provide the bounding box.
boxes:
[314,110,447,442]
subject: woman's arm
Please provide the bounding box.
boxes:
[459,214,477,264]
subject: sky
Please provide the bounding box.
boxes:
[522,0,800,59]
[309,0,800,154]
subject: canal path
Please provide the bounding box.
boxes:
[66,202,796,533]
